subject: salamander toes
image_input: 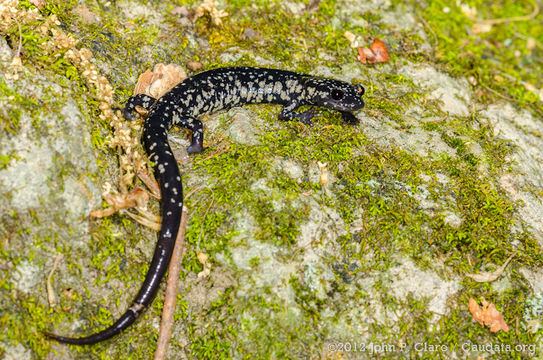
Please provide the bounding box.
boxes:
[340,111,359,125]
[187,144,206,154]
[297,111,315,126]
[122,108,135,121]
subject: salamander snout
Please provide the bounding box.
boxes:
[303,77,365,112]
[326,83,365,112]
[356,84,365,96]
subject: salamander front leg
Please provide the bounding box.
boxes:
[122,94,157,120]
[339,111,360,125]
[279,100,314,125]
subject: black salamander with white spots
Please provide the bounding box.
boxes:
[45,67,365,345]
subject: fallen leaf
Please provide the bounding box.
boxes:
[134,64,187,99]
[137,168,161,199]
[134,70,154,96]
[358,37,389,64]
[469,297,485,326]
[469,297,510,333]
[126,211,161,231]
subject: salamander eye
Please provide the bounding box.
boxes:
[331,89,344,100]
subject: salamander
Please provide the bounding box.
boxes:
[45,67,365,345]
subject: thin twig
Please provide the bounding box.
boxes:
[482,84,516,101]
[137,168,161,199]
[416,9,437,46]
[153,207,188,360]
[466,252,516,283]
[513,31,543,50]
[197,192,215,248]
[16,20,22,57]
[46,254,64,308]
[466,1,539,25]
[195,144,230,164]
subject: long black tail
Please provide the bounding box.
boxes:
[45,119,183,345]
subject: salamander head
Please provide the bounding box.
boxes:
[302,77,365,112]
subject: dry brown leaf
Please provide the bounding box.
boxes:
[469,297,510,333]
[469,297,485,326]
[134,64,187,99]
[134,69,154,95]
[358,37,389,64]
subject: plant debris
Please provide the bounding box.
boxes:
[134,63,187,99]
[469,297,510,333]
[195,0,228,26]
[357,37,389,64]
[466,253,515,282]
[90,186,150,217]
[46,254,64,308]
[196,251,212,279]
[317,161,328,185]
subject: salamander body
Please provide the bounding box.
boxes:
[45,67,365,345]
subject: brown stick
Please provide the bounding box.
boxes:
[466,1,539,25]
[153,207,188,360]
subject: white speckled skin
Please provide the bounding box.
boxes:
[47,67,364,345]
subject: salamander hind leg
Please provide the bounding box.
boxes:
[122,94,157,121]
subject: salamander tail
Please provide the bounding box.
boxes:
[43,305,141,345]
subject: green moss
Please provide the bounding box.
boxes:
[2,0,543,358]
[0,152,20,170]
[413,0,543,117]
